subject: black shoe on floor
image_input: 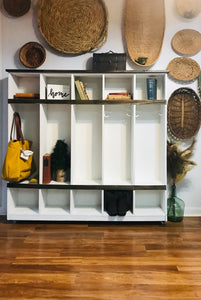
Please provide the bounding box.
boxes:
[118,192,130,216]
[105,191,118,216]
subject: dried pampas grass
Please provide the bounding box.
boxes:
[167,139,196,184]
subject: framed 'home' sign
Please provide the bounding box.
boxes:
[47,84,70,100]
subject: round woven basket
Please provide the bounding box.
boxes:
[3,0,31,17]
[175,0,201,18]
[168,88,201,140]
[171,29,201,56]
[19,42,46,68]
[167,57,200,81]
[37,0,108,55]
[124,0,165,67]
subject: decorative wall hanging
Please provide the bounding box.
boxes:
[124,0,165,67]
[171,29,201,56]
[37,0,108,55]
[167,57,200,81]
[19,42,46,68]
[167,88,201,140]
[3,0,31,17]
[175,0,201,18]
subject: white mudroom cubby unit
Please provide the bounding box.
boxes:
[6,70,167,222]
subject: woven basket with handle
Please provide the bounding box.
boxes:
[38,0,108,55]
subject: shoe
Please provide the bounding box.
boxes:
[105,191,118,216]
[117,191,131,216]
[118,199,128,216]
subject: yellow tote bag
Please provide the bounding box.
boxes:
[1,112,33,182]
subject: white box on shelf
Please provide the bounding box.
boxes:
[47,84,70,100]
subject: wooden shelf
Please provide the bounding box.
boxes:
[7,182,166,190]
[8,99,167,104]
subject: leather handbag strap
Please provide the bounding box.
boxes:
[10,112,25,144]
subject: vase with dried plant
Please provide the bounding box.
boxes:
[167,139,196,222]
[51,140,70,183]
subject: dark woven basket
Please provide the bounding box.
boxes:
[93,51,126,71]
[19,42,46,68]
[168,88,201,140]
[3,0,31,17]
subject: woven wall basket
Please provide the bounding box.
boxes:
[37,0,108,55]
[19,42,46,68]
[168,88,201,140]
[167,57,200,82]
[171,29,201,56]
[175,0,201,18]
[3,0,31,17]
[124,0,165,67]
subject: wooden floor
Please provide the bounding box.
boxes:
[0,217,201,299]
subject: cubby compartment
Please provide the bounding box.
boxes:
[71,190,102,216]
[104,74,134,100]
[134,104,166,185]
[135,73,166,100]
[8,103,39,180]
[74,74,102,100]
[7,188,39,219]
[40,74,72,99]
[40,104,71,184]
[103,105,133,184]
[71,105,102,184]
[40,189,70,215]
[8,73,40,99]
[134,190,166,217]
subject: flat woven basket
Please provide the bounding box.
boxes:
[167,57,200,81]
[171,29,201,55]
[38,0,108,55]
[124,0,165,67]
[168,88,201,140]
[175,0,201,18]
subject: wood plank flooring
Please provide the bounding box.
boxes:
[0,217,201,299]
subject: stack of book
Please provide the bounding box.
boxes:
[75,80,89,100]
[14,93,39,99]
[106,92,131,100]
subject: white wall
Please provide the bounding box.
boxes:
[0,0,201,215]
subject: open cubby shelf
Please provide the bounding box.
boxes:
[6,70,167,222]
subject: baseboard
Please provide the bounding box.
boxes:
[185,207,201,217]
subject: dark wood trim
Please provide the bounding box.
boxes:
[8,99,167,105]
[7,182,166,190]
[6,69,169,74]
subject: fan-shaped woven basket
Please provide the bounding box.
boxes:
[171,29,201,55]
[167,57,200,81]
[124,0,165,67]
[3,0,31,17]
[168,88,201,139]
[38,0,108,55]
[19,42,46,68]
